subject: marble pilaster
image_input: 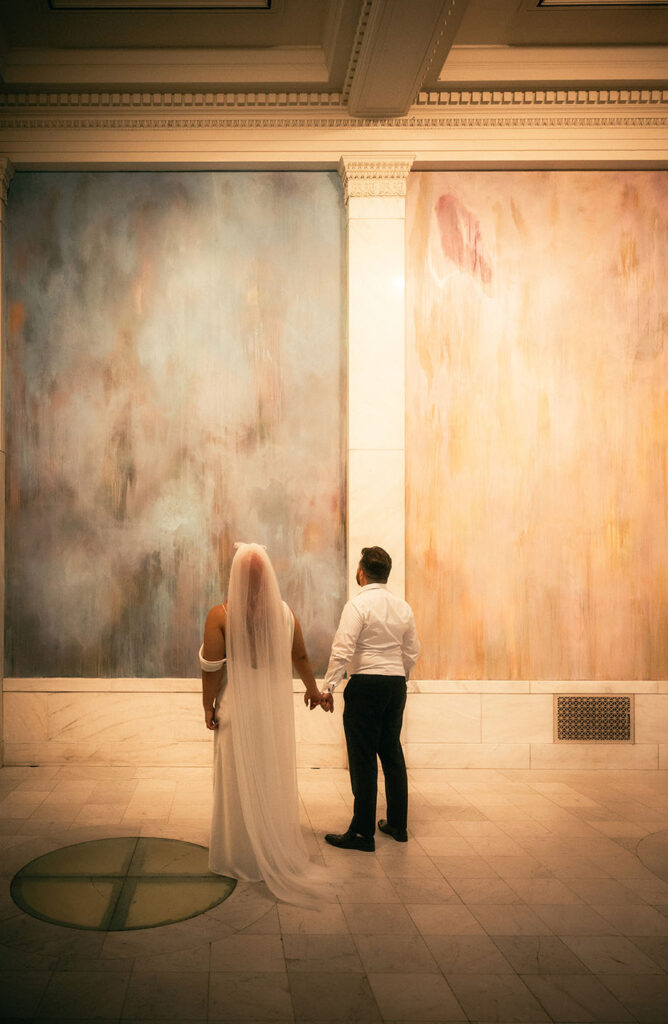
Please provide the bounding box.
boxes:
[339,154,413,598]
[0,158,14,767]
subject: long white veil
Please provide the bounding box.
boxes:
[226,542,328,906]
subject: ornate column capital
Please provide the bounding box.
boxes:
[0,158,14,207]
[338,153,415,202]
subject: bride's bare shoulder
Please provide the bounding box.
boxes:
[205,603,227,627]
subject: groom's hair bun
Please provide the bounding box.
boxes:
[360,546,392,582]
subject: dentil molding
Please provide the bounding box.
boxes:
[0,158,14,205]
[0,87,665,119]
[342,0,374,104]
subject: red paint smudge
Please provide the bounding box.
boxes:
[435,194,492,286]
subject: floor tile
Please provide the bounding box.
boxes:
[0,970,52,1018]
[468,904,554,936]
[406,904,484,935]
[239,906,281,935]
[289,970,382,1021]
[121,970,208,1019]
[562,934,665,974]
[531,904,621,936]
[277,902,349,935]
[283,933,363,973]
[368,971,465,1021]
[208,971,293,1021]
[37,969,131,1019]
[564,877,645,905]
[448,875,523,904]
[599,973,668,1024]
[492,935,591,974]
[376,855,444,880]
[423,933,514,973]
[335,877,400,904]
[413,836,477,857]
[353,933,439,973]
[632,935,668,971]
[485,854,552,880]
[592,903,668,936]
[521,972,635,1022]
[342,902,417,935]
[446,972,550,1022]
[210,934,286,972]
[389,876,460,903]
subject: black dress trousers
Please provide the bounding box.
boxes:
[342,674,408,838]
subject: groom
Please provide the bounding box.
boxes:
[321,546,420,852]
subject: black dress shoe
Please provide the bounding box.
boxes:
[378,819,408,843]
[324,830,375,852]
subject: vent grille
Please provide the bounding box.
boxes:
[554,694,634,743]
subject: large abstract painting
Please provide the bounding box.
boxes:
[407,171,668,680]
[6,172,345,677]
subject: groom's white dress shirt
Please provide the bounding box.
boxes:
[323,583,420,693]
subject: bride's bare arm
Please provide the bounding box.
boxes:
[290,612,330,711]
[201,604,226,729]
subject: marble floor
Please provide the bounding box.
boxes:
[1,764,667,1023]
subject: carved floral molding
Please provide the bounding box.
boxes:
[338,155,415,201]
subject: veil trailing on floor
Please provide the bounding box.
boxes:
[226,542,328,907]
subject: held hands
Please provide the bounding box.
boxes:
[303,689,334,713]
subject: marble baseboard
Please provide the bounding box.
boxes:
[2,682,665,769]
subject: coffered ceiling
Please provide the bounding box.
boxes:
[0,0,666,117]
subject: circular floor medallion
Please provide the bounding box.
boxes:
[10,837,236,931]
[637,829,668,884]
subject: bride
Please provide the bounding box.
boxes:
[199,542,332,906]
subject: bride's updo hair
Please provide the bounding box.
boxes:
[360,546,392,583]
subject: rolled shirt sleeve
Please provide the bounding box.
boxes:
[323,601,363,692]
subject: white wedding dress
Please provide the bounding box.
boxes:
[206,544,328,907]
[208,602,294,882]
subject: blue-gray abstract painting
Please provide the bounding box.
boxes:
[5,171,346,677]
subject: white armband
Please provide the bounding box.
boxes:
[199,645,225,672]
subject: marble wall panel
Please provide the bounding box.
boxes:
[291,694,346,748]
[296,743,347,769]
[404,742,530,770]
[634,694,668,743]
[406,170,668,682]
[404,693,480,743]
[348,197,406,221]
[481,694,553,744]
[530,742,659,770]
[4,692,48,743]
[46,693,203,744]
[348,449,405,598]
[348,216,405,452]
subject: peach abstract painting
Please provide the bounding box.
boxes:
[406,171,668,680]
